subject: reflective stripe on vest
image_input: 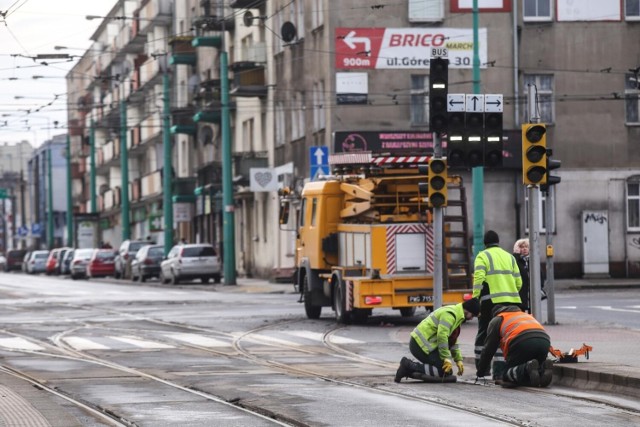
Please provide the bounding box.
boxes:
[498,311,545,359]
[478,250,521,302]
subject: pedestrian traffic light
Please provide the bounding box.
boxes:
[465,112,483,167]
[446,111,465,168]
[484,111,503,168]
[429,58,448,134]
[427,157,448,208]
[540,149,561,193]
[521,123,547,185]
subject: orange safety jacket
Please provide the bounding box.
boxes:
[497,311,545,359]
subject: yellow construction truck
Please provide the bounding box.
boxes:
[279,150,473,323]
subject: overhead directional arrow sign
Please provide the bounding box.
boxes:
[465,94,484,113]
[343,30,371,55]
[447,94,465,112]
[484,94,504,112]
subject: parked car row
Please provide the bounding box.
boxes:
[1,242,222,284]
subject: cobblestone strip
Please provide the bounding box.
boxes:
[0,385,50,427]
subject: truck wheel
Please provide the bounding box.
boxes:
[333,280,351,324]
[303,275,321,319]
[400,307,417,317]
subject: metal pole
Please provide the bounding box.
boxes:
[527,85,542,320]
[90,119,97,213]
[471,0,484,258]
[66,133,73,246]
[162,67,173,255]
[433,133,443,309]
[1,198,5,253]
[47,147,54,249]
[220,5,236,285]
[120,87,130,240]
[545,186,556,324]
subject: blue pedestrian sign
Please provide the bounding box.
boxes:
[31,223,42,235]
[17,226,28,237]
[310,146,329,181]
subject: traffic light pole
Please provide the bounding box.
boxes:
[471,0,484,258]
[545,186,556,324]
[433,133,443,309]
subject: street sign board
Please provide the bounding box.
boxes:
[17,226,27,237]
[465,94,485,112]
[149,214,163,232]
[447,94,465,112]
[430,47,448,58]
[310,146,329,181]
[0,188,7,199]
[484,94,503,112]
[31,223,42,235]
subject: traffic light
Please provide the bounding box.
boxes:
[429,58,448,134]
[465,112,484,167]
[541,149,561,192]
[484,111,503,168]
[446,111,465,168]
[427,157,448,208]
[521,123,547,185]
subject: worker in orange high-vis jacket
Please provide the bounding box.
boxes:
[476,305,554,388]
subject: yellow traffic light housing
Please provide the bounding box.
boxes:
[522,123,547,185]
[428,158,448,208]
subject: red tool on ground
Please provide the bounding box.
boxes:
[549,344,593,363]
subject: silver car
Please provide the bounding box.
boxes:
[160,243,221,284]
[26,250,50,274]
[70,248,95,280]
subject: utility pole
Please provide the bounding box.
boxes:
[120,82,130,241]
[471,0,484,258]
[90,119,96,213]
[47,147,54,249]
[220,0,236,285]
[161,58,173,255]
[66,134,73,246]
[545,186,556,324]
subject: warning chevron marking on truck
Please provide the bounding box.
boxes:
[386,224,435,274]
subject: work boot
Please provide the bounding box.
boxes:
[525,359,540,387]
[539,359,553,387]
[395,357,423,383]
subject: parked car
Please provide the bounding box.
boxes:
[21,251,31,273]
[46,247,71,275]
[0,254,6,271]
[60,249,74,275]
[70,248,95,280]
[26,250,50,274]
[5,249,26,272]
[115,240,152,279]
[131,244,164,282]
[160,243,221,284]
[86,249,116,278]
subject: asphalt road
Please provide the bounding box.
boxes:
[0,272,639,426]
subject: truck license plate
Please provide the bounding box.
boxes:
[408,295,434,303]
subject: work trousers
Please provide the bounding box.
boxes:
[474,301,519,378]
[503,337,551,385]
[409,337,446,377]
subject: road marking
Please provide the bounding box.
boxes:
[64,337,109,350]
[557,306,577,309]
[0,337,44,351]
[231,332,301,347]
[164,333,230,348]
[284,330,362,344]
[108,336,174,349]
[590,305,640,313]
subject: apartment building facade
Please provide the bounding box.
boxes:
[67,0,640,279]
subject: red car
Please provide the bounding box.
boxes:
[86,249,116,278]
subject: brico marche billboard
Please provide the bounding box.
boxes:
[336,27,487,70]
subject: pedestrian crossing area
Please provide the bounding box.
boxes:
[0,330,365,353]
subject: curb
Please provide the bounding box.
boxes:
[553,363,640,399]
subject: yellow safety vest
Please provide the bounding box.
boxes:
[472,246,522,304]
[410,304,464,362]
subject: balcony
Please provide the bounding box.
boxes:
[192,36,223,48]
[172,177,197,203]
[137,0,172,35]
[141,170,162,199]
[113,23,145,57]
[233,151,268,186]
[131,178,142,202]
[194,1,235,32]
[169,36,197,66]
[229,62,267,97]
[229,0,266,9]
[139,112,162,146]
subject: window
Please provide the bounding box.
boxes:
[523,0,552,22]
[524,188,555,233]
[625,72,640,124]
[300,198,307,227]
[296,0,305,39]
[312,0,324,29]
[274,7,284,54]
[411,75,429,125]
[408,0,444,22]
[291,92,305,140]
[311,198,318,226]
[628,179,640,230]
[523,74,554,124]
[626,0,640,20]
[275,102,285,146]
[313,80,325,131]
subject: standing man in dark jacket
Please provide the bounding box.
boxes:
[477,305,553,387]
[472,230,522,379]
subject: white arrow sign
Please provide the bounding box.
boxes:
[343,30,371,55]
[447,94,465,112]
[465,94,485,113]
[484,94,503,112]
[314,147,326,165]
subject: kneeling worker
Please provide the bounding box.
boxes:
[477,305,553,387]
[395,298,480,383]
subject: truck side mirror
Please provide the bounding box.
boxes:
[279,200,296,231]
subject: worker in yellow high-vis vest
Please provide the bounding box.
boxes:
[472,230,522,380]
